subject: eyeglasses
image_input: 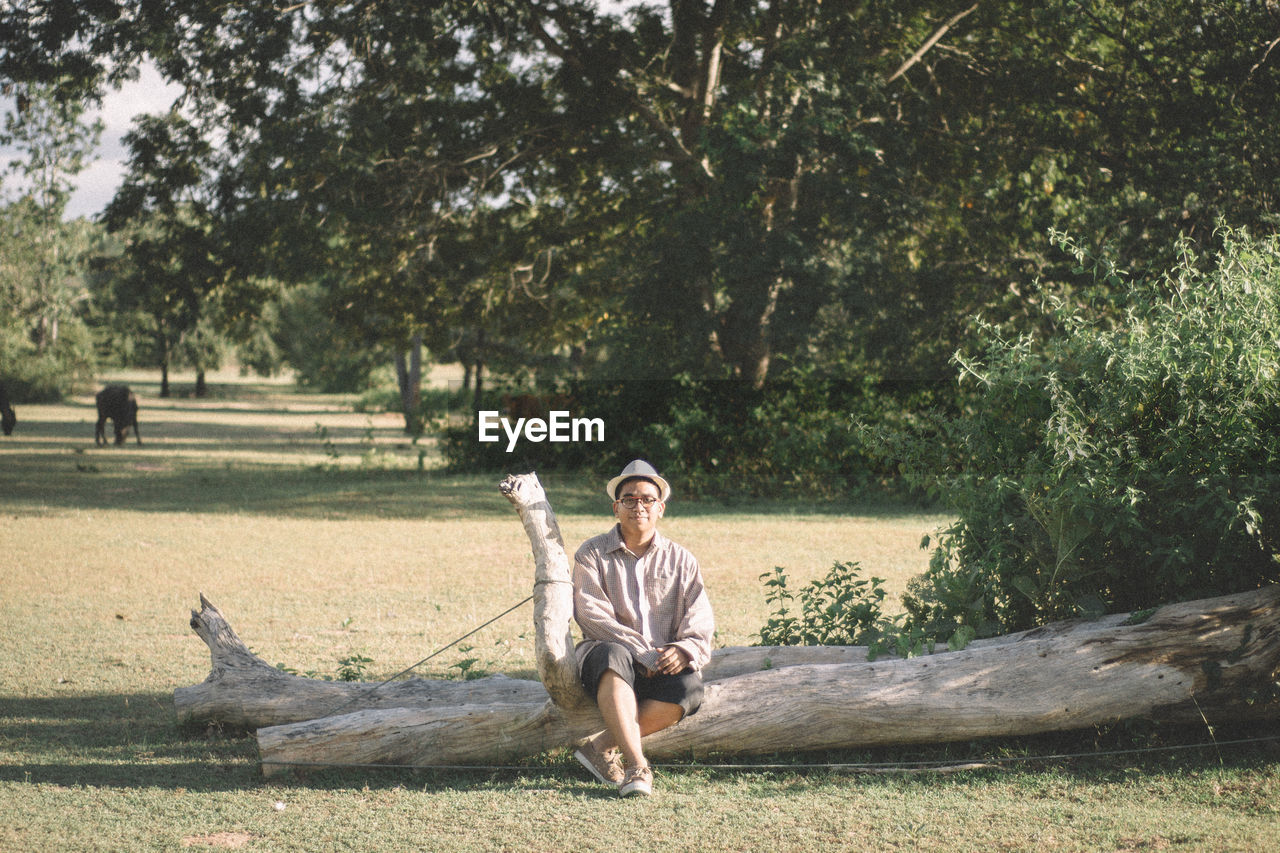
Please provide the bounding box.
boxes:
[615,496,661,509]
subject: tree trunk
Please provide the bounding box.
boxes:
[472,328,486,414]
[394,333,424,435]
[497,474,591,711]
[174,596,1137,730]
[173,594,548,730]
[250,584,1280,773]
[171,475,1280,774]
[159,334,172,399]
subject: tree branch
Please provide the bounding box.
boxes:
[522,1,713,183]
[1234,34,1280,104]
[888,3,980,83]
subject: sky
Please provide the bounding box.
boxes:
[0,62,182,220]
[76,65,185,218]
[73,65,183,220]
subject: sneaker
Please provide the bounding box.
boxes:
[574,740,624,785]
[619,765,653,797]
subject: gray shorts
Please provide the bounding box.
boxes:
[580,642,704,717]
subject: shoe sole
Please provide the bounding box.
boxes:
[573,749,615,785]
[619,780,652,797]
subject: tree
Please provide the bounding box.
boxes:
[1,81,101,351]
[860,0,1280,376]
[9,1,1279,403]
[870,228,1280,639]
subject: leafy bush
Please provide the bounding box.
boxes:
[0,322,97,401]
[884,226,1280,638]
[272,284,388,393]
[757,562,943,659]
[758,563,892,647]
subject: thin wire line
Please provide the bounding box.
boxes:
[318,595,534,720]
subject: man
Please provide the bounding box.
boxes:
[571,459,715,797]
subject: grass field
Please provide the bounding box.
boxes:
[2,371,1278,851]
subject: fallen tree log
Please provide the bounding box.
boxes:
[253,584,1280,772]
[175,596,1132,730]
[172,474,1280,773]
[172,594,550,729]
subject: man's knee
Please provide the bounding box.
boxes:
[596,668,634,698]
[642,698,685,723]
[581,642,637,701]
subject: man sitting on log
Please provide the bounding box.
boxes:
[571,459,715,797]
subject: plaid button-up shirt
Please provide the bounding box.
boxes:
[573,524,715,673]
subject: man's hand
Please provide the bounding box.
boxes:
[653,645,690,676]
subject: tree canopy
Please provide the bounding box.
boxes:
[2,1,1278,389]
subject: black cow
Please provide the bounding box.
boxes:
[95,385,142,446]
[0,381,15,436]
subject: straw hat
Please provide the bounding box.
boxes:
[605,459,671,502]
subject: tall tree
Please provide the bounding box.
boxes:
[10,1,1278,394]
[1,81,101,351]
[102,112,227,396]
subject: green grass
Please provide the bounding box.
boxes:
[2,372,1278,851]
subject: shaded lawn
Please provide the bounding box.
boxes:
[3,685,1278,852]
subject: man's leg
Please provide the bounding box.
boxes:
[594,671,685,768]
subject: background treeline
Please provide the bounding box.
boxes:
[3,1,1279,629]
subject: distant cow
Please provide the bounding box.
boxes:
[0,381,14,436]
[95,385,142,446]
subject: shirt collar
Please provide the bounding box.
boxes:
[606,523,667,557]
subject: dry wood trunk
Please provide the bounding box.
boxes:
[176,598,1132,731]
[497,473,590,711]
[172,594,549,729]
[251,585,1280,772]
[171,474,1280,774]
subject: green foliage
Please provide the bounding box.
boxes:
[313,423,341,470]
[272,283,388,393]
[757,562,932,660]
[275,653,374,682]
[448,644,488,681]
[1,85,104,395]
[336,653,373,683]
[10,0,1280,416]
[887,227,1280,637]
[0,322,96,401]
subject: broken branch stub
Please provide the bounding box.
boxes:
[499,472,591,712]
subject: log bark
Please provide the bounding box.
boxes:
[173,594,548,729]
[176,597,1132,730]
[646,587,1280,756]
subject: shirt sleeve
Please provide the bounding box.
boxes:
[572,548,661,669]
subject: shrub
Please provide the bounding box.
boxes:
[0,322,97,401]
[757,562,943,659]
[886,226,1280,638]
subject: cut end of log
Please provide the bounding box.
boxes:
[499,472,546,505]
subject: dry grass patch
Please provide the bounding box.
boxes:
[181,831,256,848]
